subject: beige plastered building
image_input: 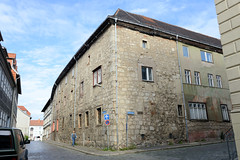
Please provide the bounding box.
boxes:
[215,0,240,158]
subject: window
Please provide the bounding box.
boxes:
[142,66,153,81]
[52,122,55,131]
[216,75,222,88]
[78,114,82,128]
[177,105,183,117]
[62,117,64,129]
[85,111,89,127]
[65,76,68,84]
[80,81,84,97]
[142,40,147,49]
[189,103,207,120]
[182,46,189,57]
[30,127,34,131]
[208,74,214,87]
[93,67,102,86]
[96,108,101,125]
[194,71,201,85]
[221,105,230,121]
[56,120,59,132]
[201,51,213,63]
[185,70,191,84]
[72,69,74,77]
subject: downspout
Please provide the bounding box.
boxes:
[73,56,78,129]
[114,18,119,148]
[176,35,189,142]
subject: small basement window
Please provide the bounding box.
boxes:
[142,40,147,49]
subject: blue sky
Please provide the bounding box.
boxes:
[0,0,220,120]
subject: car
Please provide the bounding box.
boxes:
[0,128,30,160]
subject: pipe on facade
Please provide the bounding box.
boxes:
[73,56,77,129]
[176,35,189,142]
[114,17,119,149]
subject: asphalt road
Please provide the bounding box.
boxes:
[26,141,233,160]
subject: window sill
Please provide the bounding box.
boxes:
[189,119,209,122]
[142,80,154,83]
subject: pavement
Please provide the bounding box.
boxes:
[45,140,225,156]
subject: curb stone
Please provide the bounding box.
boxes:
[44,140,224,156]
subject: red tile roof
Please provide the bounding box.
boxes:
[30,119,43,126]
[18,106,31,116]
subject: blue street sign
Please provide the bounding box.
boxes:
[102,111,107,114]
[127,111,135,115]
[104,114,109,120]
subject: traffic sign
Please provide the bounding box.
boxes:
[104,114,109,120]
[102,111,107,114]
[127,111,135,115]
[105,120,110,125]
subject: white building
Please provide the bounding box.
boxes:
[41,99,52,140]
[29,119,43,141]
[16,106,31,136]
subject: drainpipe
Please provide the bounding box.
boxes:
[176,35,189,142]
[114,18,119,148]
[73,56,78,129]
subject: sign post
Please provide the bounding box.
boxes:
[104,114,110,150]
[126,111,134,148]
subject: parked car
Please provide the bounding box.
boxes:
[0,128,30,160]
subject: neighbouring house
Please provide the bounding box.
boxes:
[29,119,43,141]
[41,99,52,140]
[0,31,21,127]
[42,9,232,149]
[215,0,240,159]
[16,106,31,136]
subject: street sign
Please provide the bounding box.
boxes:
[104,114,109,120]
[105,120,110,125]
[127,111,135,115]
[102,111,107,114]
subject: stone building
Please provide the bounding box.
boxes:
[42,9,232,148]
[215,0,240,158]
[0,32,21,127]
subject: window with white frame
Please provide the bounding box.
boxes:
[208,74,214,87]
[216,75,222,88]
[182,46,189,57]
[221,104,230,121]
[142,40,147,49]
[72,68,74,77]
[93,67,102,86]
[142,66,153,81]
[194,71,201,85]
[189,103,207,120]
[185,70,191,84]
[201,51,213,63]
[65,76,68,84]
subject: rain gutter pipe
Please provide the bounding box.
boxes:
[176,35,189,142]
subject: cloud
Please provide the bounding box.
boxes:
[130,8,148,14]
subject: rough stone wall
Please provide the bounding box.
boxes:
[115,26,185,147]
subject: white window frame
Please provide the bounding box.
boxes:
[185,70,191,84]
[194,71,201,85]
[182,46,189,57]
[221,104,230,122]
[142,66,153,81]
[201,51,213,63]
[142,40,147,49]
[208,74,214,87]
[216,75,222,88]
[93,67,102,86]
[65,76,68,84]
[189,103,207,120]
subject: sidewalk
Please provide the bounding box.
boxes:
[45,140,224,156]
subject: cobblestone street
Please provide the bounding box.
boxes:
[26,141,233,160]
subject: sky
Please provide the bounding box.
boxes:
[0,0,220,120]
